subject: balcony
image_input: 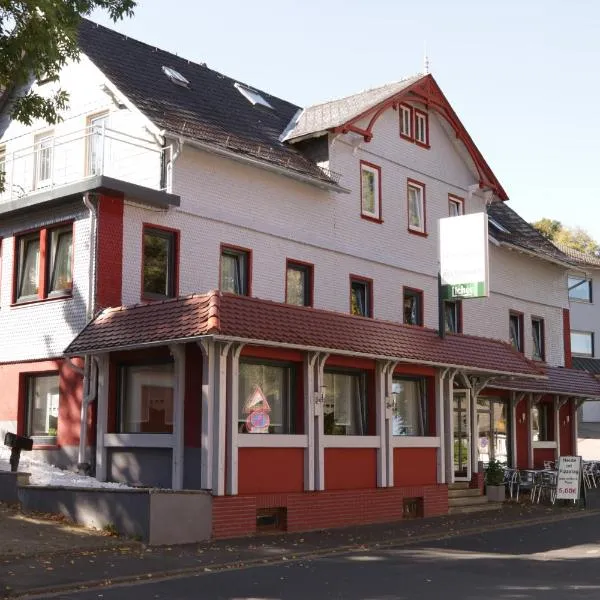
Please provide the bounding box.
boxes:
[0,126,180,216]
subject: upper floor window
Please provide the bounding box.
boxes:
[414,109,429,147]
[391,377,430,436]
[15,224,73,303]
[399,104,413,140]
[142,226,178,300]
[568,275,592,303]
[360,161,381,221]
[26,373,59,442]
[119,363,174,433]
[221,245,251,296]
[509,311,524,353]
[87,113,109,176]
[350,276,372,317]
[34,133,53,189]
[407,180,426,234]
[286,260,313,307]
[323,370,368,436]
[448,194,464,217]
[444,300,462,333]
[531,317,545,361]
[404,288,423,326]
[239,360,297,434]
[571,330,594,357]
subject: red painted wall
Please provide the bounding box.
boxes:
[96,193,124,310]
[0,358,85,448]
[393,447,437,485]
[324,448,377,490]
[515,396,530,468]
[533,448,556,469]
[559,401,574,456]
[238,448,304,494]
[184,343,203,447]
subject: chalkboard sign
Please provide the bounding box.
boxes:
[556,456,582,501]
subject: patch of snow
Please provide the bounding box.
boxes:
[0,446,131,489]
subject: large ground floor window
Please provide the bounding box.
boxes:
[391,377,429,436]
[323,370,368,435]
[532,402,553,442]
[119,363,175,433]
[477,397,508,463]
[26,373,60,441]
[239,361,296,434]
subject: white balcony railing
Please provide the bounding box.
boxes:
[0,126,172,205]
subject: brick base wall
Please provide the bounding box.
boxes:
[212,484,448,539]
[469,471,484,493]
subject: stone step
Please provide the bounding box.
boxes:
[448,503,504,515]
[448,482,470,490]
[448,487,482,499]
[448,495,490,508]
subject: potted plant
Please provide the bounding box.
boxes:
[485,459,506,502]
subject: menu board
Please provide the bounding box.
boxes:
[556,456,582,501]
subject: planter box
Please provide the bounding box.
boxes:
[486,484,506,502]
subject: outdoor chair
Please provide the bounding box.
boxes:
[503,468,519,500]
[514,469,536,502]
[532,470,557,504]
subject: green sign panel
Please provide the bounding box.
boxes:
[442,281,487,300]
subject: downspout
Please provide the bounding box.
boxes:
[77,193,99,473]
[165,137,184,194]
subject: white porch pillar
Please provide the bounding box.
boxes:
[572,399,580,456]
[304,352,318,491]
[199,339,215,490]
[314,353,329,491]
[169,344,186,490]
[527,394,534,469]
[381,362,396,488]
[554,395,561,460]
[444,371,456,483]
[212,342,232,496]
[95,354,109,482]
[375,362,388,487]
[435,369,447,484]
[226,344,244,495]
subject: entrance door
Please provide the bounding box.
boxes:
[453,390,471,481]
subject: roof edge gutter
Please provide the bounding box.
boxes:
[489,382,600,399]
[499,241,576,269]
[174,135,350,194]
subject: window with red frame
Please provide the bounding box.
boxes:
[350,277,372,317]
[15,224,73,303]
[509,311,524,353]
[444,300,462,333]
[399,104,413,139]
[414,110,429,146]
[404,288,423,326]
[407,180,426,234]
[142,226,178,300]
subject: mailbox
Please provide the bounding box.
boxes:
[4,432,33,472]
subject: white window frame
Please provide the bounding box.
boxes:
[414,110,428,145]
[34,133,54,189]
[400,104,412,139]
[448,195,464,217]
[571,330,594,357]
[407,181,426,233]
[360,162,381,220]
[568,275,592,303]
[531,317,545,361]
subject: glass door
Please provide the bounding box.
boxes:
[453,390,471,481]
[476,398,509,465]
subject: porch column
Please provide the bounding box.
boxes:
[169,344,186,490]
[375,361,395,488]
[226,344,244,495]
[304,353,318,491]
[527,394,534,469]
[95,354,109,482]
[572,398,580,456]
[313,353,329,491]
[444,371,456,483]
[554,395,561,460]
[435,369,448,484]
[199,339,215,491]
[212,342,233,496]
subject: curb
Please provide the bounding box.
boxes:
[8,508,600,599]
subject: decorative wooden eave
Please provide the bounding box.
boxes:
[330,74,508,201]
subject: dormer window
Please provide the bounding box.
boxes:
[234,82,273,109]
[162,66,189,88]
[414,109,429,147]
[399,104,412,140]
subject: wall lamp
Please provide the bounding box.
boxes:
[519,412,527,424]
[563,414,571,426]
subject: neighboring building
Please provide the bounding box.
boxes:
[1,20,599,537]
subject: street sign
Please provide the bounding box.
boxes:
[556,455,582,501]
[439,212,489,300]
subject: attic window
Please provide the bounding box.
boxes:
[162,66,189,88]
[234,82,273,109]
[488,216,510,234]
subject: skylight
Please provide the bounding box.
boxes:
[162,66,189,88]
[234,82,273,109]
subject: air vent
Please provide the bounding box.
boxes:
[234,82,273,109]
[162,66,189,88]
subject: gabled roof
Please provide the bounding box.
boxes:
[572,357,600,375]
[490,365,600,399]
[487,202,579,267]
[65,291,543,378]
[553,242,600,269]
[77,20,340,189]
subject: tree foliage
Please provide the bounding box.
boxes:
[0,1,136,126]
[532,218,600,256]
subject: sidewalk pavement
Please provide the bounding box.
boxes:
[1,500,597,599]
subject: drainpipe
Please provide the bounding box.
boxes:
[165,137,184,193]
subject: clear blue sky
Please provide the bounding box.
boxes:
[92,0,600,241]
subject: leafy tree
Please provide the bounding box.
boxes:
[532,219,600,256]
[1,1,136,126]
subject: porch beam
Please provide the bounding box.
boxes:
[168,344,186,490]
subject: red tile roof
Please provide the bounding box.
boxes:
[489,366,600,399]
[65,291,544,378]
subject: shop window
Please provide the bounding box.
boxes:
[323,370,368,436]
[509,311,524,353]
[286,260,313,307]
[391,377,429,436]
[26,373,59,442]
[403,288,423,326]
[568,275,592,303]
[360,161,382,221]
[221,245,250,296]
[444,300,462,333]
[350,276,372,317]
[119,363,174,433]
[531,317,545,361]
[448,194,464,217]
[407,180,426,234]
[142,226,178,300]
[532,403,552,442]
[15,224,73,303]
[571,330,594,357]
[239,361,296,434]
[476,398,508,464]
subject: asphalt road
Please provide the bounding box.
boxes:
[45,513,600,600]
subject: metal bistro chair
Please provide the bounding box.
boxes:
[583,462,597,490]
[514,469,537,502]
[533,470,557,504]
[503,468,519,500]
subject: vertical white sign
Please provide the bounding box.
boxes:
[556,455,582,500]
